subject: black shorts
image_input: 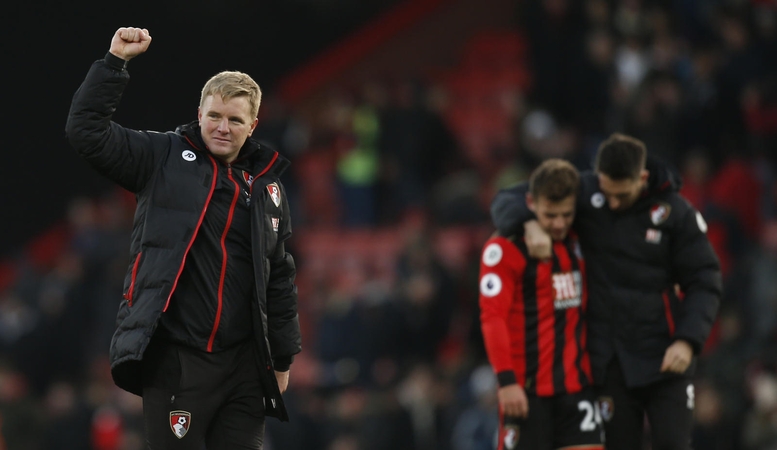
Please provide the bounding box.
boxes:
[596,359,694,450]
[141,337,266,450]
[498,388,604,450]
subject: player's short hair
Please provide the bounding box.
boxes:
[529,158,580,202]
[594,133,647,180]
[200,71,262,119]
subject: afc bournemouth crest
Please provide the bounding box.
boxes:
[504,424,520,449]
[598,397,614,422]
[267,182,281,207]
[242,170,255,187]
[650,202,671,225]
[170,410,191,439]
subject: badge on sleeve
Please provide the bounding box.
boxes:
[650,202,671,225]
[591,193,605,208]
[267,182,281,207]
[479,273,502,297]
[267,183,281,206]
[482,243,503,267]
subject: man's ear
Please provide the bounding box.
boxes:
[526,193,536,213]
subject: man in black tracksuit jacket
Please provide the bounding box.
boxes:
[490,133,721,449]
[65,28,301,449]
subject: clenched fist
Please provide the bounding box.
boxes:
[109,27,152,61]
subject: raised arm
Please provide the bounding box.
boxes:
[65,27,167,193]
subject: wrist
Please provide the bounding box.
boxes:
[496,370,517,387]
[105,51,128,71]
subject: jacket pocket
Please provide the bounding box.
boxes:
[123,251,143,306]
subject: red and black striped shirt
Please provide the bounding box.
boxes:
[479,234,593,397]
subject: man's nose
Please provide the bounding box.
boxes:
[217,118,230,132]
[608,197,620,210]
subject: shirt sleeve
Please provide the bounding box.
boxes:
[266,181,302,368]
[478,236,526,386]
[490,183,534,238]
[65,56,168,193]
[670,198,722,353]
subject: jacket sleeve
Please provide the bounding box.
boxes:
[479,237,525,387]
[266,181,302,370]
[490,183,534,237]
[670,198,722,354]
[65,54,168,193]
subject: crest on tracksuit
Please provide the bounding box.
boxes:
[170,411,191,439]
[267,182,281,207]
[242,170,255,187]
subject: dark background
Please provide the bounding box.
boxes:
[0,0,402,257]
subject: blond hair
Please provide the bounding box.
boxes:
[200,71,262,119]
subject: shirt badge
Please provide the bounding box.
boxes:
[267,182,281,207]
[242,170,254,187]
[482,243,503,267]
[591,192,605,208]
[650,202,671,225]
[181,150,196,161]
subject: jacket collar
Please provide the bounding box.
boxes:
[175,121,289,177]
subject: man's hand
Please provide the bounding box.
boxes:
[109,27,152,61]
[660,339,693,374]
[498,384,529,418]
[275,370,290,393]
[524,220,552,259]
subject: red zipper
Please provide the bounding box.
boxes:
[123,251,142,306]
[206,165,242,352]
[163,153,218,312]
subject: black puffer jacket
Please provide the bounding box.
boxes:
[65,54,301,420]
[491,162,721,388]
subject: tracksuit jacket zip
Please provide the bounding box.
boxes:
[206,165,241,352]
[164,147,219,314]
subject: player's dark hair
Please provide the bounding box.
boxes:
[594,133,647,180]
[529,158,580,202]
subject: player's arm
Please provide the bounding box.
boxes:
[491,183,533,237]
[664,199,722,372]
[478,237,529,417]
[65,27,167,193]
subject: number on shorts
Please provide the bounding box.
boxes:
[577,400,600,431]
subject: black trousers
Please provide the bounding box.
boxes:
[596,360,694,450]
[141,337,266,450]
